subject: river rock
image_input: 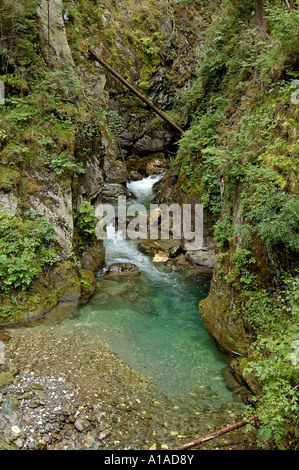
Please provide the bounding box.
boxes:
[185,249,215,268]
[129,171,143,181]
[100,183,131,202]
[0,333,11,342]
[74,417,90,432]
[0,368,18,390]
[169,245,181,258]
[153,252,169,263]
[2,393,20,418]
[105,263,140,277]
[11,425,21,436]
[146,159,166,175]
[137,241,160,256]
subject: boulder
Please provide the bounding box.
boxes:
[80,242,105,272]
[105,263,140,277]
[146,159,166,175]
[104,160,128,184]
[100,183,131,202]
[138,241,160,257]
[185,249,215,268]
[129,171,143,181]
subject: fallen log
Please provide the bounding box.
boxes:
[171,420,248,450]
[82,41,184,135]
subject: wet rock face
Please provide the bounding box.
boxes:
[38,0,74,69]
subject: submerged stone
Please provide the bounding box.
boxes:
[0,367,18,390]
[106,263,140,276]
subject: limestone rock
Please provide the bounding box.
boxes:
[27,171,73,255]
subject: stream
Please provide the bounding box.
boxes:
[75,175,232,404]
[1,176,254,450]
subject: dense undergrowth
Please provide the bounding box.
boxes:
[173,0,299,449]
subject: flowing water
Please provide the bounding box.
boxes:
[41,176,240,406]
[1,175,252,450]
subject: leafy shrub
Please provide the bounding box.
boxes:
[0,212,57,292]
[76,202,97,242]
[233,248,257,288]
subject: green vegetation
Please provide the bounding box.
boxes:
[74,201,98,250]
[0,211,56,292]
[174,0,299,449]
[0,0,105,319]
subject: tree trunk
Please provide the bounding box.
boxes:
[82,42,184,135]
[171,420,248,450]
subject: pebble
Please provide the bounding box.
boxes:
[11,425,21,435]
[0,327,255,451]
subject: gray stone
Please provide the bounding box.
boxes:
[31,383,44,390]
[1,394,20,418]
[105,159,128,184]
[100,183,131,202]
[14,437,23,448]
[0,416,6,431]
[8,412,18,425]
[185,249,215,268]
[11,425,21,436]
[74,418,90,432]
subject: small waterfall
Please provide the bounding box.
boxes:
[73,175,233,403]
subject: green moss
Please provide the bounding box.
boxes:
[0,166,21,191]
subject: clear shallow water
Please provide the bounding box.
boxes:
[48,176,237,406]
